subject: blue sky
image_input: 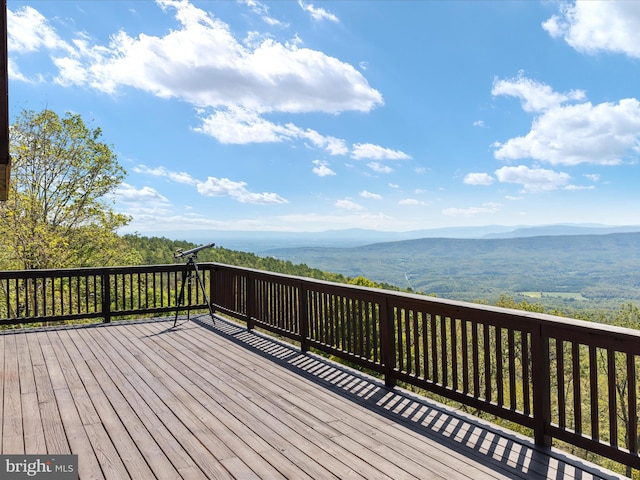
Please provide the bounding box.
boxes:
[8,0,640,236]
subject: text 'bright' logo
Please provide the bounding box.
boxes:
[1,455,77,479]
[5,459,52,476]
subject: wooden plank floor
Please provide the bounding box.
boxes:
[0,316,630,480]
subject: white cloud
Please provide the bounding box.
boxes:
[464,172,494,186]
[335,199,364,211]
[442,202,503,217]
[473,120,486,128]
[242,0,286,27]
[367,162,393,174]
[197,177,288,204]
[296,128,348,155]
[38,1,381,115]
[195,108,293,144]
[492,72,585,113]
[493,74,640,166]
[133,165,198,185]
[351,143,411,160]
[388,183,400,189]
[134,164,287,204]
[414,167,428,174]
[8,6,73,54]
[543,1,640,58]
[312,160,336,177]
[10,2,381,156]
[494,98,640,166]
[494,165,571,192]
[359,190,382,200]
[399,198,427,206]
[564,184,595,191]
[585,173,600,182]
[298,1,339,22]
[195,108,348,154]
[115,183,170,204]
[8,58,35,82]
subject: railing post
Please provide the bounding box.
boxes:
[246,271,255,331]
[379,295,396,388]
[208,264,216,311]
[532,323,551,447]
[298,280,309,352]
[101,272,111,323]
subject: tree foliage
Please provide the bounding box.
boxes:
[122,234,401,290]
[0,109,140,269]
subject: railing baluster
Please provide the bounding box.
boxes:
[102,272,111,323]
[589,345,599,441]
[431,313,438,384]
[522,332,531,415]
[627,354,638,455]
[397,307,404,373]
[380,294,395,388]
[413,308,420,377]
[508,329,516,410]
[496,326,504,406]
[422,312,430,381]
[572,342,582,435]
[607,349,617,447]
[299,281,309,351]
[462,319,469,395]
[472,321,480,398]
[484,324,491,401]
[451,317,458,391]
[557,338,566,429]
[441,315,448,387]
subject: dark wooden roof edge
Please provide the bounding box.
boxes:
[1,0,11,201]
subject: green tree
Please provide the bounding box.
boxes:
[0,108,140,269]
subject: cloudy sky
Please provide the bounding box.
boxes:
[8,0,640,235]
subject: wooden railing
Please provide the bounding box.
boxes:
[0,264,211,326]
[211,264,640,474]
[1,263,639,473]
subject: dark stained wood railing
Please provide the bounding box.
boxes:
[1,263,639,473]
[210,264,640,474]
[0,264,211,326]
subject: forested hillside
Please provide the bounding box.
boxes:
[267,232,640,311]
[122,234,401,291]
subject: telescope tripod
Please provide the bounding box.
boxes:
[173,255,216,327]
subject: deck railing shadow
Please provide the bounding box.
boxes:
[191,315,625,480]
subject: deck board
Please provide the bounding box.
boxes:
[0,317,631,480]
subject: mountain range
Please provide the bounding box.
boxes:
[181,223,640,253]
[264,230,640,308]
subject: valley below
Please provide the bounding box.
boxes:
[266,231,640,311]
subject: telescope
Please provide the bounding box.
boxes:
[174,242,215,259]
[173,241,216,327]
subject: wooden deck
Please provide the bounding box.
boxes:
[0,316,630,480]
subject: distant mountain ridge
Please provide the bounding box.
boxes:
[266,231,640,307]
[173,223,640,253]
[481,224,640,239]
